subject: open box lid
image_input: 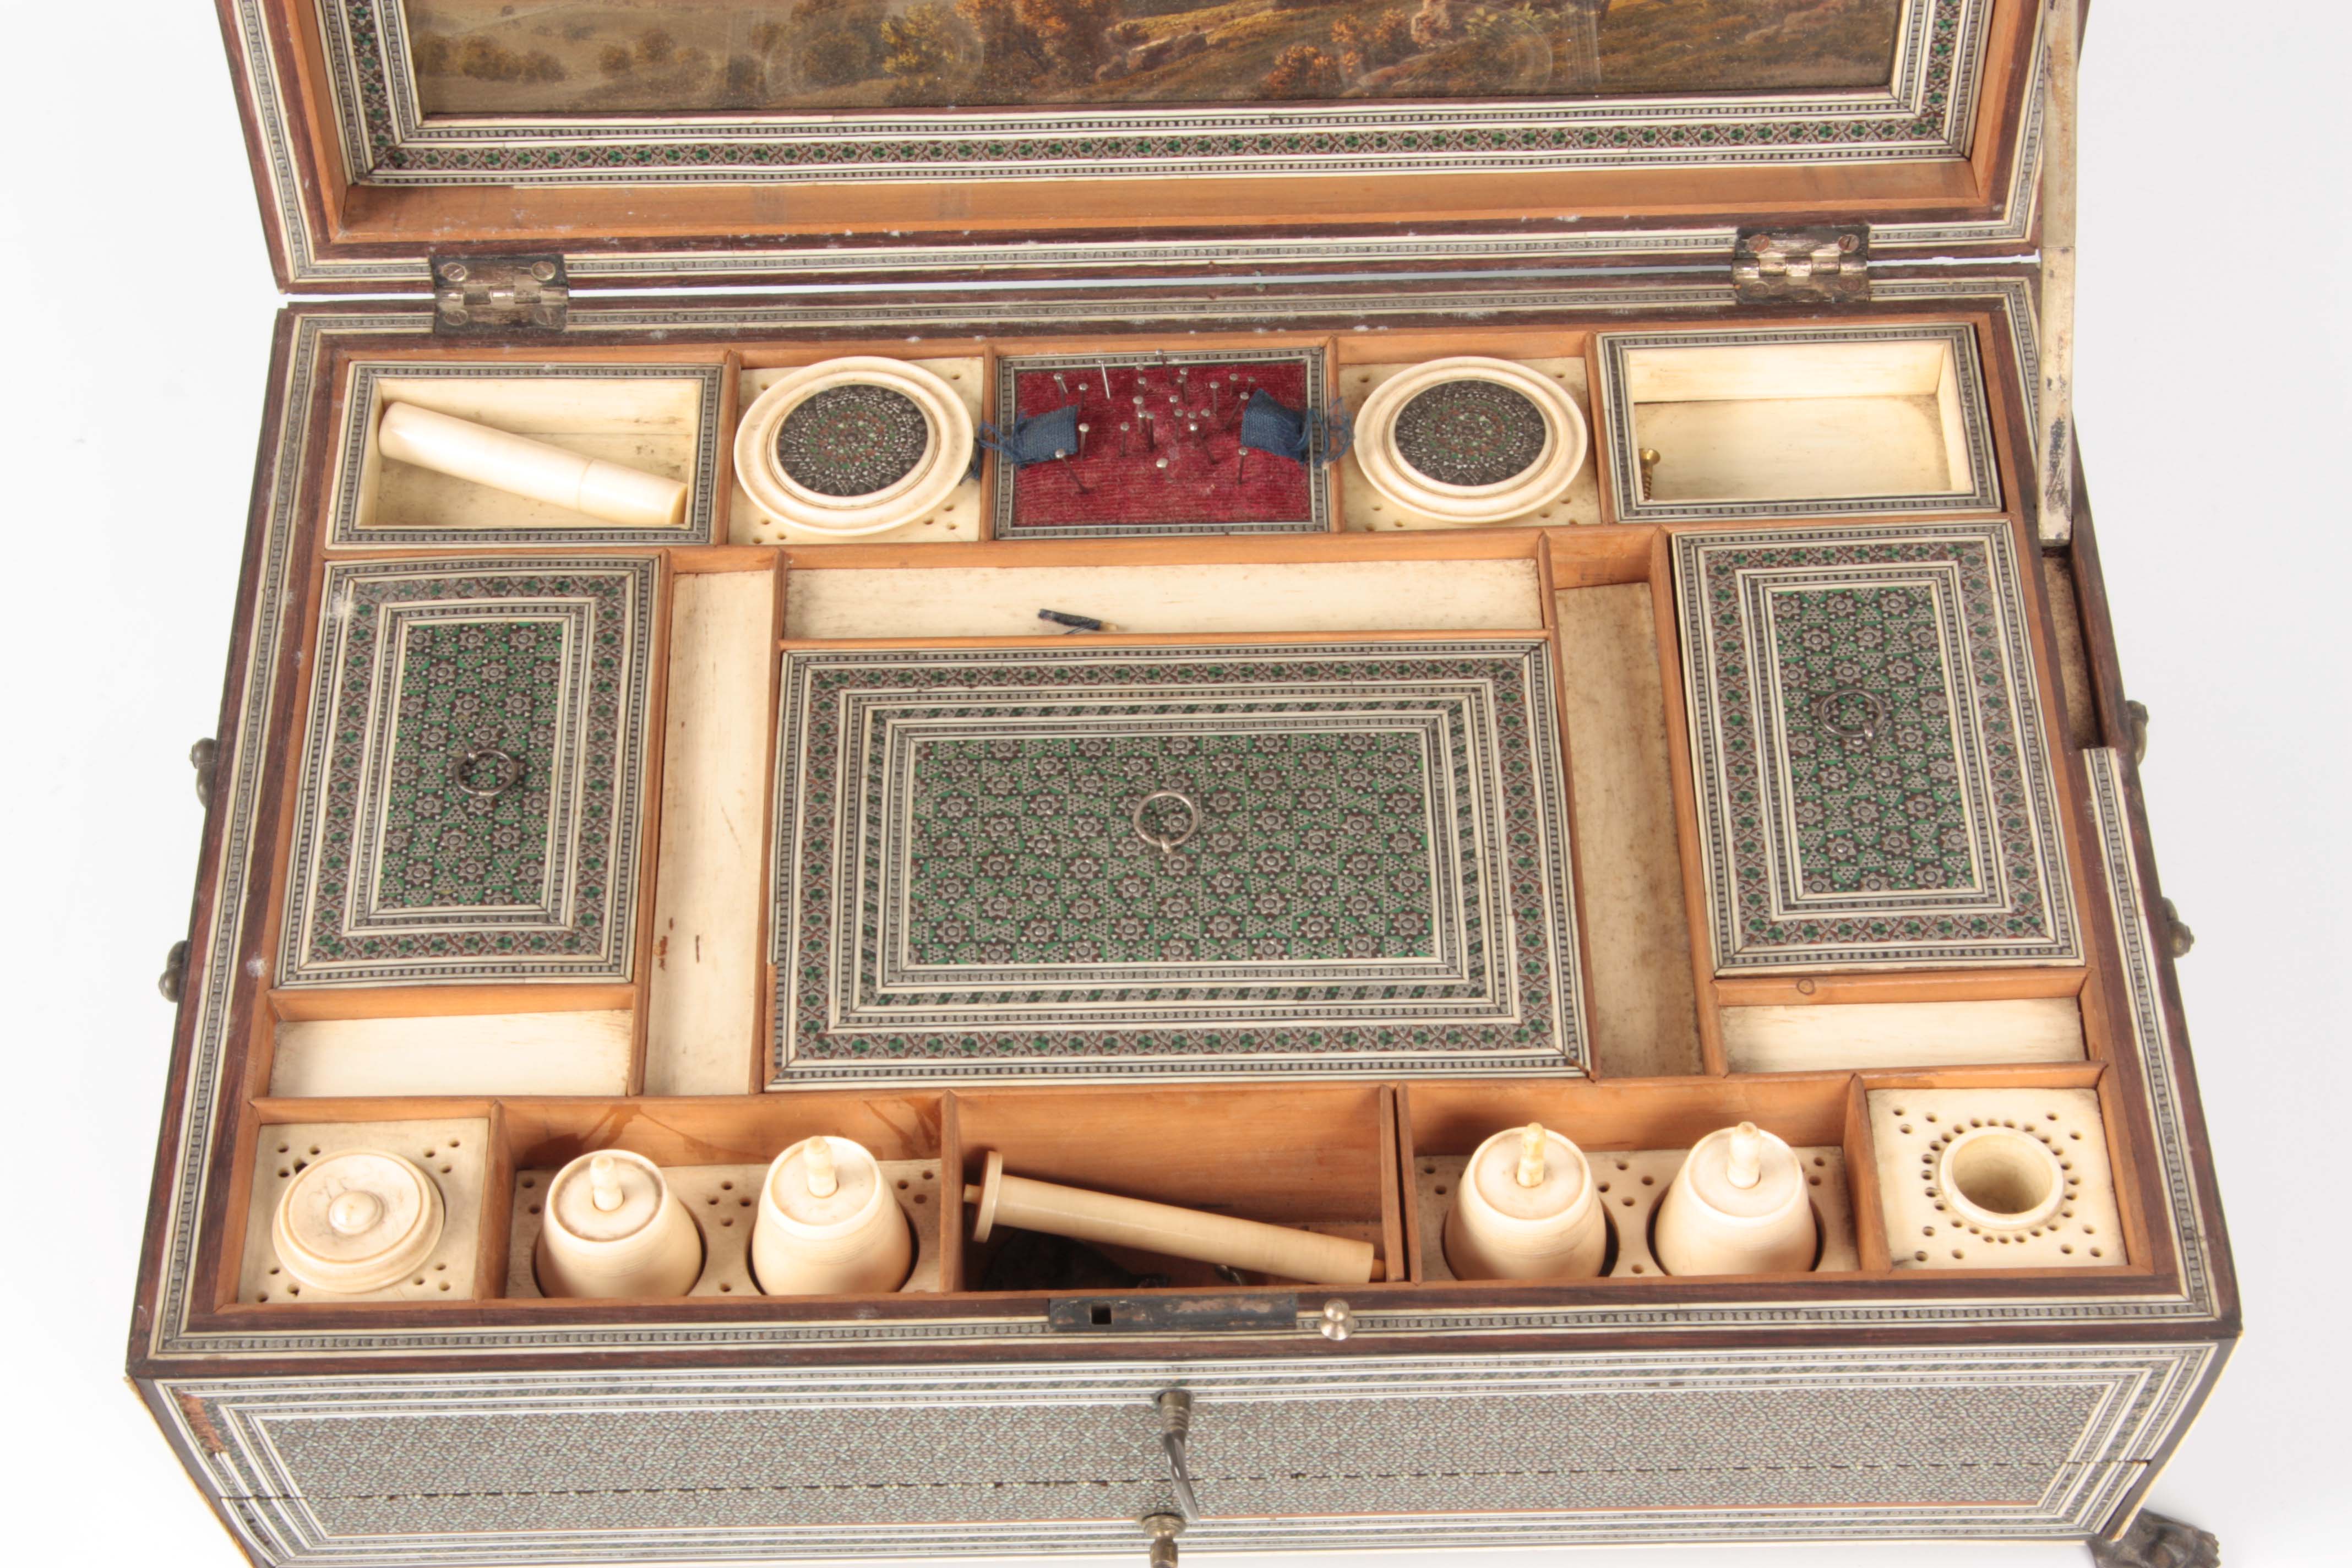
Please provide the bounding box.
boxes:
[222,0,2065,296]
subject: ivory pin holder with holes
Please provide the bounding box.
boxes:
[534,1150,705,1299]
[1443,1124,1608,1281]
[965,1150,1380,1286]
[377,402,689,529]
[752,1135,914,1296]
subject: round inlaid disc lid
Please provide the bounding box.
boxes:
[766,1135,886,1233]
[775,385,932,498]
[1393,379,1550,488]
[273,1150,444,1294]
[1468,1126,1590,1223]
[547,1150,669,1245]
[1680,1123,1804,1220]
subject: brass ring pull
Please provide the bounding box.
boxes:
[1132,790,1200,862]
[1814,688,1887,744]
[450,747,525,799]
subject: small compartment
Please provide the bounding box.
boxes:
[955,1085,1398,1290]
[731,353,985,545]
[496,1094,951,1299]
[1598,325,2000,521]
[236,1116,492,1304]
[1722,997,2088,1074]
[1869,1087,2125,1270]
[780,553,1547,640]
[1398,1080,1861,1283]
[265,1001,634,1098]
[991,345,1333,539]
[329,360,728,547]
[1337,334,1598,531]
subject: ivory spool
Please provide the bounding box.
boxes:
[376,402,689,529]
[535,1150,704,1299]
[1652,1121,1817,1277]
[963,1150,1376,1286]
[273,1149,445,1294]
[1442,1123,1607,1281]
[751,1135,913,1297]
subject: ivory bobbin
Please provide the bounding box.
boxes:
[1652,1122,1817,1277]
[750,1135,913,1297]
[1442,1123,1607,1281]
[377,402,689,529]
[963,1151,1377,1286]
[535,1150,704,1299]
[273,1149,446,1294]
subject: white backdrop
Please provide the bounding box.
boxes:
[1,3,2342,1564]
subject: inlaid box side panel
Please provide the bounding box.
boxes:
[162,1343,2217,1564]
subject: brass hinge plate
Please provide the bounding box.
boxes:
[1733,225,1870,303]
[430,254,569,333]
[1049,1292,1298,1333]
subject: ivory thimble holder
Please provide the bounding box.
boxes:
[236,1118,489,1304]
[1869,1088,2125,1270]
[731,358,986,544]
[1412,1142,1858,1283]
[507,1158,944,1299]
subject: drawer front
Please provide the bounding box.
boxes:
[1674,522,2081,972]
[277,558,659,987]
[168,1344,2210,1563]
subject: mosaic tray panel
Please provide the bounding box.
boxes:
[990,349,1330,539]
[278,558,658,987]
[769,640,1583,1084]
[1674,524,2078,972]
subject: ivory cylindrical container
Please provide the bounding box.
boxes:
[750,1135,913,1297]
[377,402,689,529]
[1937,1125,2067,1234]
[273,1149,446,1294]
[965,1150,1377,1286]
[535,1150,704,1299]
[1653,1122,1817,1277]
[1442,1123,1608,1281]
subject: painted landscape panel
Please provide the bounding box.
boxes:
[401,0,1906,115]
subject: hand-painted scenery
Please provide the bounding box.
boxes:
[401,0,1905,115]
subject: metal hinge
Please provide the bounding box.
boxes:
[1733,225,1871,303]
[430,254,568,334]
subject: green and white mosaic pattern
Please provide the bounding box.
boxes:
[278,558,657,987]
[1675,524,2078,971]
[770,640,1585,1084]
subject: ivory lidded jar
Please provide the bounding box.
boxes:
[1443,1123,1608,1281]
[1652,1123,1817,1277]
[535,1150,704,1299]
[752,1135,913,1297]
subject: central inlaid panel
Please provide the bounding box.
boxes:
[769,641,1586,1085]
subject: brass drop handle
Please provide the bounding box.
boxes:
[1157,1389,1200,1523]
[1140,1512,1184,1568]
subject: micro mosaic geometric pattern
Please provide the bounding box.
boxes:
[313,0,1994,184]
[277,558,657,987]
[1674,524,2078,972]
[769,640,1585,1084]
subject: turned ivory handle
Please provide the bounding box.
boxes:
[964,1151,1378,1286]
[377,402,688,529]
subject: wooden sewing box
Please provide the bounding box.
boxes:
[130,2,2237,1563]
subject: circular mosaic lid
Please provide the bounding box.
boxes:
[775,384,932,499]
[1392,378,1550,488]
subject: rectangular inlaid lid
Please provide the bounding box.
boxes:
[1673,521,2081,973]
[226,0,2051,290]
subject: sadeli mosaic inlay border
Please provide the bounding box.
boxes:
[326,363,725,548]
[277,557,657,987]
[1675,523,2078,972]
[769,640,1585,1084]
[313,0,1988,186]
